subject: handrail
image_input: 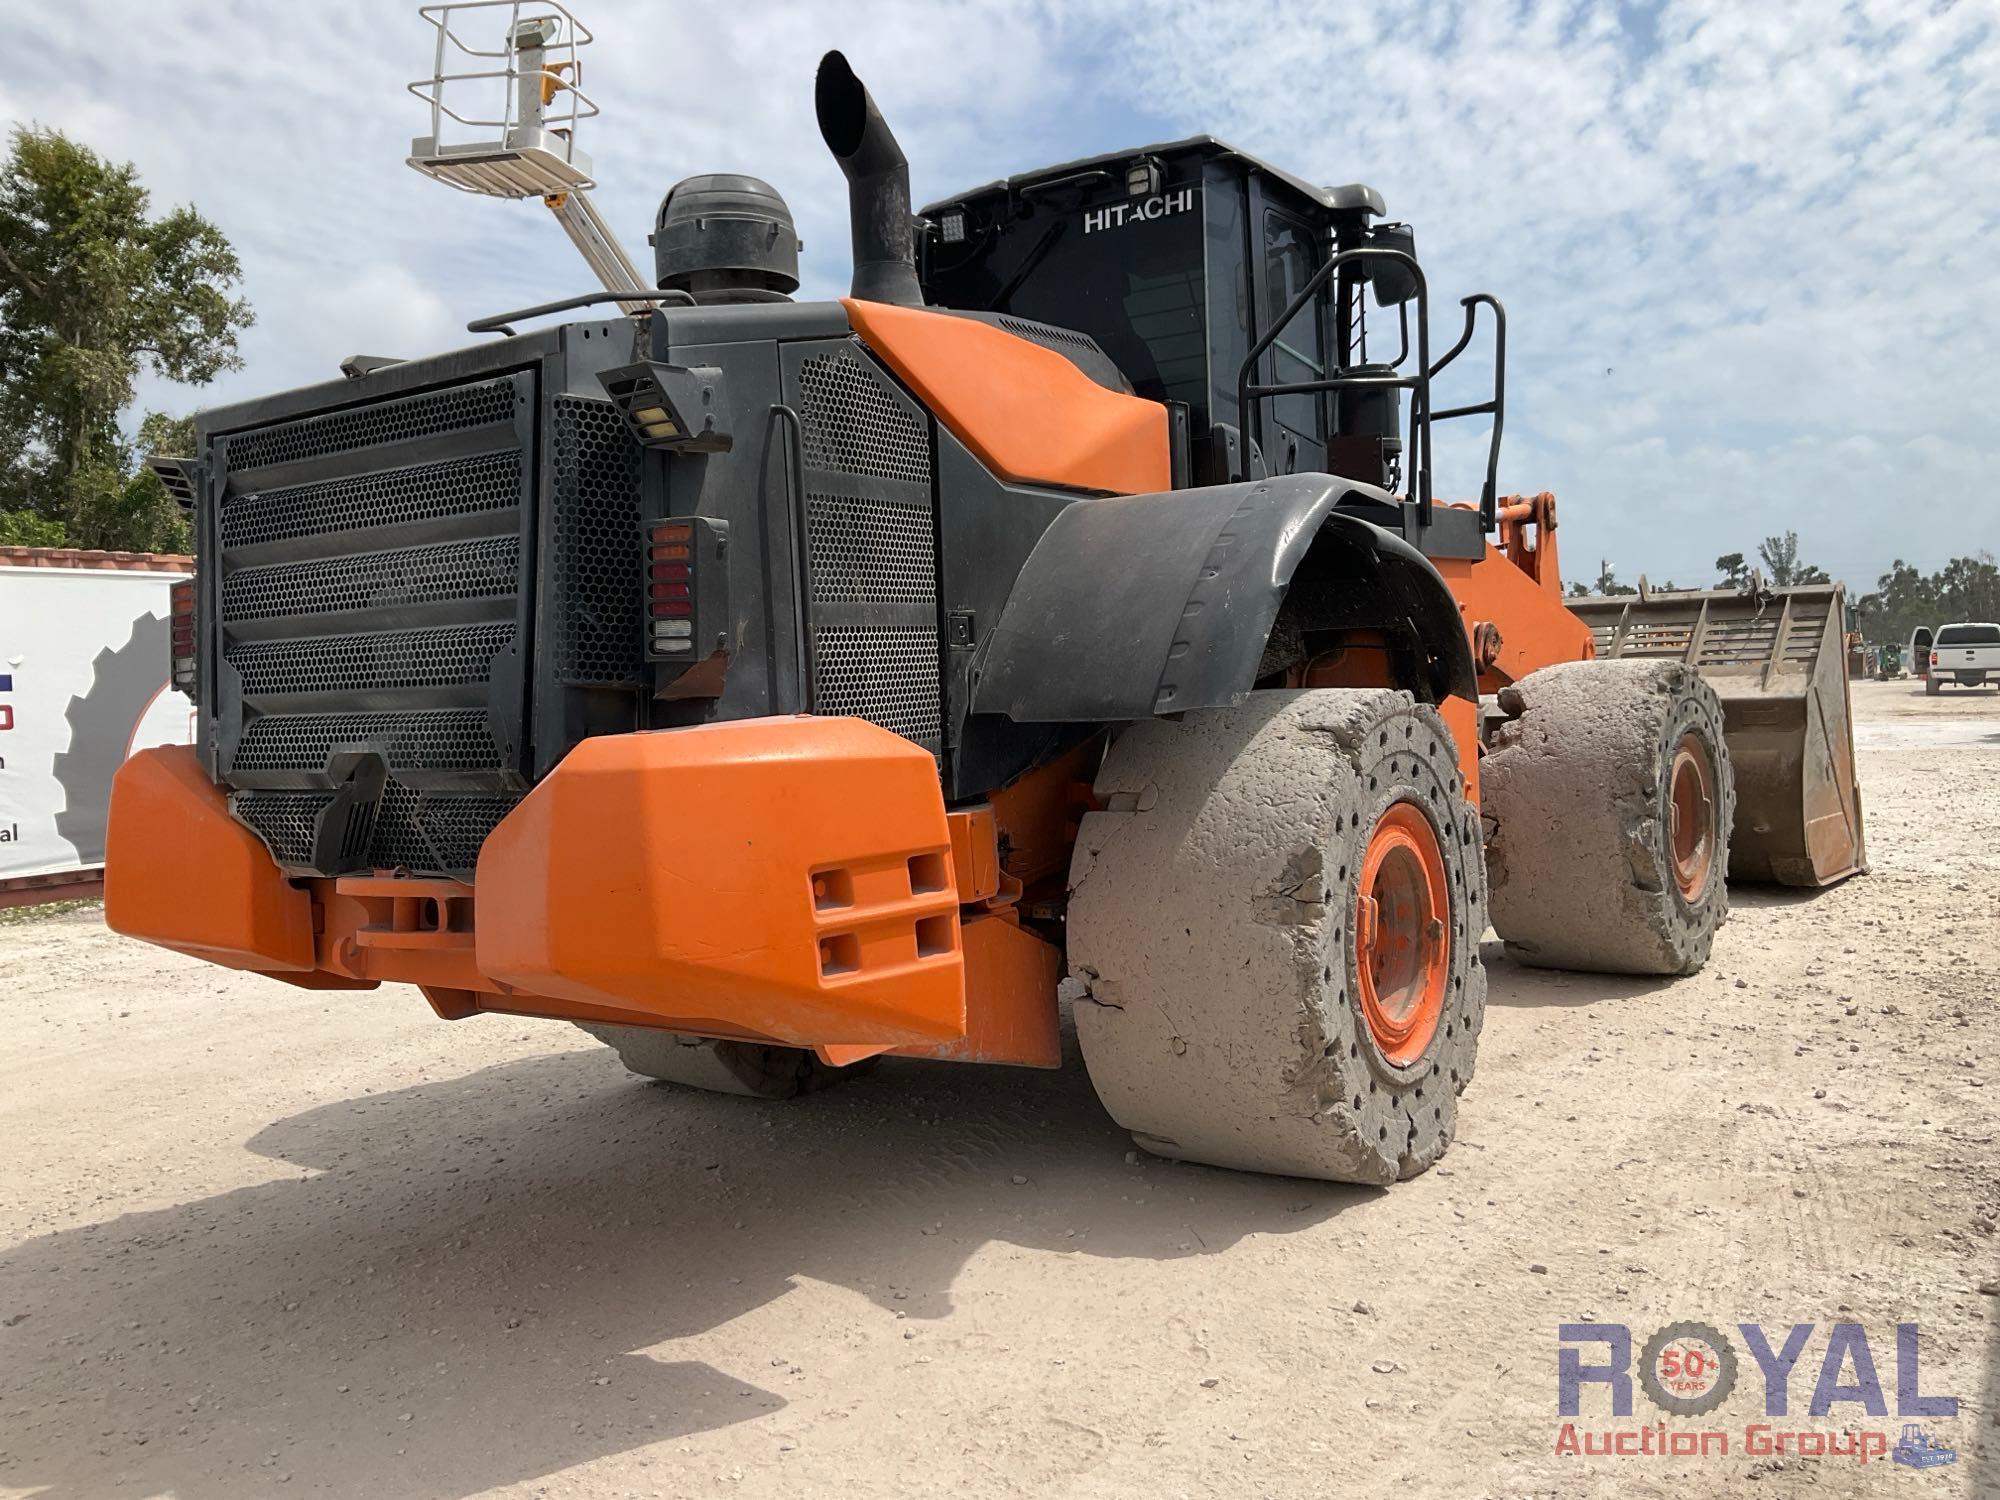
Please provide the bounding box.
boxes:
[1236,248,1509,535]
[1018,168,1115,200]
[1428,294,1507,530]
[1236,246,1433,528]
[467,286,694,335]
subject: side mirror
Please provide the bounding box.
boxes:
[1368,222,1418,305]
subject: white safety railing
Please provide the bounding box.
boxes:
[405,1,651,304]
[407,1,601,194]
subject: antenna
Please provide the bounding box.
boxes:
[406,2,651,311]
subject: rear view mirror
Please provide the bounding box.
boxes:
[1368,222,1418,305]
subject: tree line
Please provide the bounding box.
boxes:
[0,126,251,553]
[1853,554,2000,648]
[1570,531,1831,598]
[1569,530,1997,648]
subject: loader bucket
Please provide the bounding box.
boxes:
[1567,584,1866,887]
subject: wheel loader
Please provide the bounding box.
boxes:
[110,39,1866,1185]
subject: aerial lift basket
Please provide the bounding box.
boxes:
[1568,584,1866,887]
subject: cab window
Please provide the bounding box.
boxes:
[1262,211,1327,441]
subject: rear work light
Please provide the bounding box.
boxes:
[645,516,731,675]
[598,362,733,454]
[169,577,197,696]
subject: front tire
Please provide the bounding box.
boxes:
[1483,660,1734,975]
[1066,689,1486,1185]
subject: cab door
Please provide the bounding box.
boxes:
[1249,192,1331,476]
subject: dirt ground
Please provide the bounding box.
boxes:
[1,677,1995,1498]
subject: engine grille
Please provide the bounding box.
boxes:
[232,708,498,775]
[798,351,931,484]
[813,625,944,745]
[219,450,522,551]
[220,536,520,622]
[549,395,644,684]
[212,373,534,876]
[806,494,936,604]
[232,790,335,868]
[793,344,941,755]
[224,380,517,471]
[229,623,515,697]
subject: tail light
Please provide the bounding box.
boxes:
[1930,651,1939,667]
[645,516,730,669]
[169,577,197,695]
[649,521,695,655]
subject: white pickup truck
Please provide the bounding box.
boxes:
[1926,621,2000,694]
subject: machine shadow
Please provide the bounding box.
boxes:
[1476,939,1679,1008]
[0,1031,1364,1498]
[1727,886,1829,911]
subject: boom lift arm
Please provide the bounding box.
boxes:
[406,1,651,310]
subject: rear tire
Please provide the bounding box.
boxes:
[1483,660,1734,975]
[1066,689,1486,1185]
[576,1024,870,1099]
[1926,676,1941,695]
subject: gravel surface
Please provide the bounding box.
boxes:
[0,678,1994,1498]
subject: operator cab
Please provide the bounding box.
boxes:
[920,137,1502,557]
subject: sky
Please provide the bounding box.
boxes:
[4,0,1995,590]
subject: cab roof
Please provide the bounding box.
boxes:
[921,135,1385,221]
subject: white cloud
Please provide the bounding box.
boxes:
[5,0,1996,590]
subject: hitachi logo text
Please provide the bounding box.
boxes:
[1083,189,1195,234]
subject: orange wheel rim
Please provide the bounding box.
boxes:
[1354,801,1450,1067]
[1667,733,1716,900]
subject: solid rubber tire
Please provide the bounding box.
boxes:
[1482,659,1735,975]
[1066,689,1487,1185]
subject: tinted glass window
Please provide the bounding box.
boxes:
[1203,164,1249,429]
[1936,624,2000,645]
[1262,212,1326,440]
[924,190,1209,411]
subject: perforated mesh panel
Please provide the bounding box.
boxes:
[414,793,523,871]
[236,783,526,873]
[798,353,930,483]
[212,372,535,880]
[225,380,516,472]
[232,791,334,867]
[221,451,521,550]
[550,396,643,683]
[807,494,936,605]
[222,537,518,622]
[367,783,433,870]
[813,625,942,746]
[233,709,496,774]
[230,624,513,697]
[792,344,942,756]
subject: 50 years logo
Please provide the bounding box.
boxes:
[1554,1320,1958,1465]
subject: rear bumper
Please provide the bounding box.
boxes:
[107,718,970,1049]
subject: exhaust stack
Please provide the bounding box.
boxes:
[815,51,923,307]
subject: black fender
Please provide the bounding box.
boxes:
[970,474,1476,722]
